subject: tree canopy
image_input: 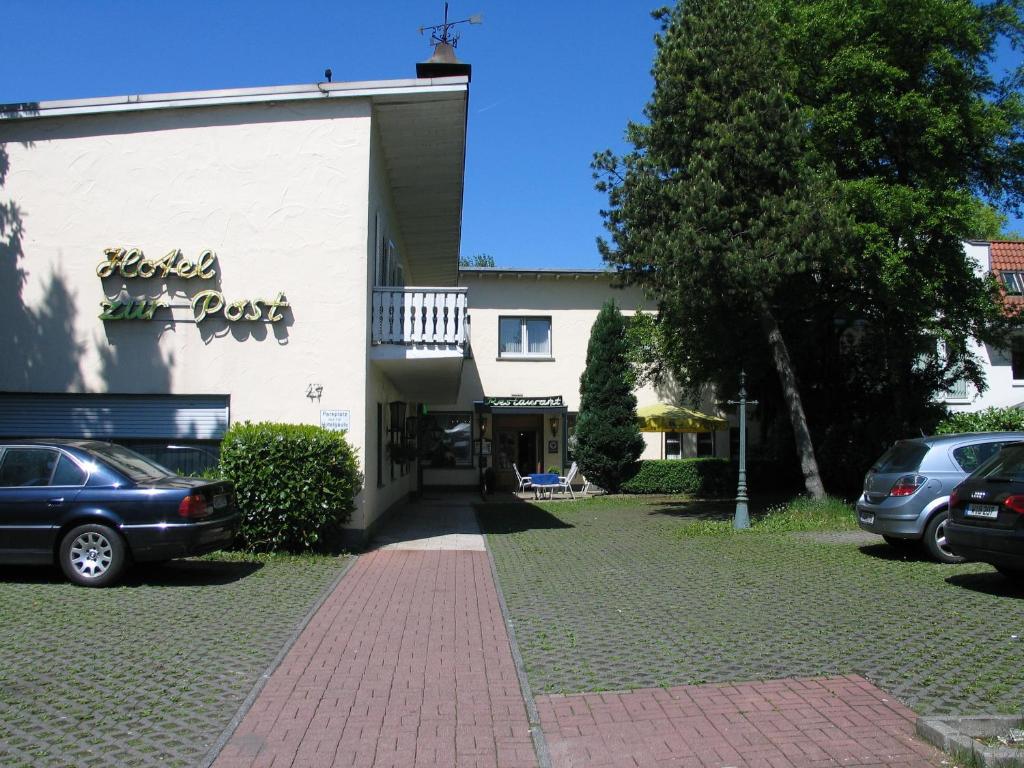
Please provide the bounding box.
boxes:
[596,0,1024,493]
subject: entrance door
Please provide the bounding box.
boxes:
[495,428,540,491]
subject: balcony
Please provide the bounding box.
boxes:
[369,287,468,401]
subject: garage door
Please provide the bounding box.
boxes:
[0,394,230,440]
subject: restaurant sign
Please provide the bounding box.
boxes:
[484,396,564,408]
[97,247,289,323]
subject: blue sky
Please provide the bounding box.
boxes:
[1,2,1020,269]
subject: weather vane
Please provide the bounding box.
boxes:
[419,3,483,48]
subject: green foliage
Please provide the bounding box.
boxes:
[935,406,1024,435]
[673,495,856,539]
[219,422,362,552]
[596,0,1024,495]
[574,300,645,493]
[621,459,731,496]
[459,253,495,267]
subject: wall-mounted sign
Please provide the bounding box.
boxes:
[96,247,289,324]
[484,396,564,408]
[97,248,216,280]
[320,409,351,432]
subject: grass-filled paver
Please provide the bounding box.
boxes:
[478,495,1024,716]
[0,552,349,768]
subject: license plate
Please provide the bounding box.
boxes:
[213,493,228,510]
[859,511,874,525]
[965,503,999,519]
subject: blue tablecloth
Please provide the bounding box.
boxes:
[529,473,559,485]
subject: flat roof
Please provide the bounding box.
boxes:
[460,266,612,277]
[0,76,470,120]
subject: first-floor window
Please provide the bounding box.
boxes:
[1013,339,1024,380]
[421,412,473,467]
[696,432,715,457]
[665,432,682,460]
[499,316,552,358]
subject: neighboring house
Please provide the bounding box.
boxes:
[943,241,1024,413]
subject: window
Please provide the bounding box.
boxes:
[499,316,551,358]
[697,432,715,457]
[421,412,473,467]
[0,448,85,487]
[952,442,1006,473]
[1013,339,1024,380]
[1004,271,1024,295]
[665,432,682,460]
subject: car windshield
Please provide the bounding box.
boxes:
[86,442,175,482]
[972,443,1024,481]
[872,442,929,473]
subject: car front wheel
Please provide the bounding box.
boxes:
[59,524,127,587]
[923,511,965,564]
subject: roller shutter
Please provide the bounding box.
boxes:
[0,394,229,440]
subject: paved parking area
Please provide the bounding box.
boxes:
[0,554,346,768]
[477,496,1024,715]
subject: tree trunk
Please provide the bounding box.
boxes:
[760,304,826,499]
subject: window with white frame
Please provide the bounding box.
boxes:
[499,316,552,358]
[1003,271,1024,296]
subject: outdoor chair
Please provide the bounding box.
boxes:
[556,462,579,500]
[513,463,532,494]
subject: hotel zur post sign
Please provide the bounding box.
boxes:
[96,247,289,324]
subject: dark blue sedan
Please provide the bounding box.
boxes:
[0,439,240,586]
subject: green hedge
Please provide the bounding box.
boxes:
[935,406,1024,435]
[621,458,731,496]
[219,422,362,552]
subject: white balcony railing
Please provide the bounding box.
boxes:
[371,287,468,347]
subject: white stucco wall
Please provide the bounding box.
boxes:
[422,271,732,486]
[0,98,383,530]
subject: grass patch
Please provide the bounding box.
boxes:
[673,495,856,539]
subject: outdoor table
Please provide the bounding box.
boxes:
[529,473,560,499]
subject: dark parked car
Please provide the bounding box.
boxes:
[0,439,240,586]
[856,432,1024,562]
[947,442,1024,582]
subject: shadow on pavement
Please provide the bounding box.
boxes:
[857,542,934,563]
[945,571,1024,599]
[475,497,575,535]
[0,559,264,587]
[647,494,791,521]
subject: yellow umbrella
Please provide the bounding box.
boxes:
[636,403,728,433]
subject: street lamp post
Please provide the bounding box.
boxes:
[726,370,758,530]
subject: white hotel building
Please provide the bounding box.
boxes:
[0,70,738,546]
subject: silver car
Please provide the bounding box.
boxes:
[856,432,1024,562]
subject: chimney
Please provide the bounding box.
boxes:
[417,41,472,81]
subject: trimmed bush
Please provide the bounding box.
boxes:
[219,422,362,552]
[622,458,731,496]
[935,406,1024,435]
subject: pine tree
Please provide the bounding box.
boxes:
[594,0,842,497]
[574,300,645,493]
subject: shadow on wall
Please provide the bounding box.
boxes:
[0,136,92,393]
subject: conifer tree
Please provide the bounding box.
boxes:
[594,0,842,497]
[574,300,645,493]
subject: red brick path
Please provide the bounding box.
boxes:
[213,549,537,768]
[537,675,945,768]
